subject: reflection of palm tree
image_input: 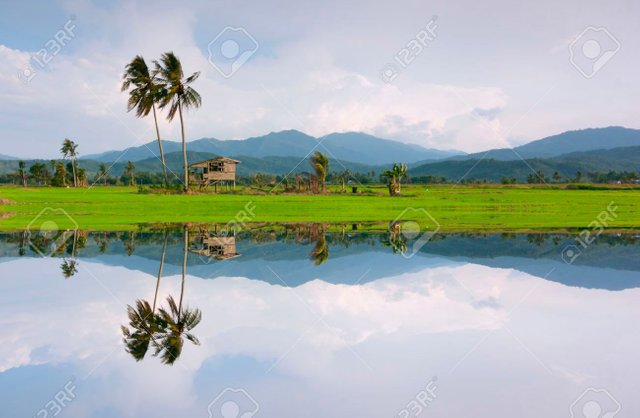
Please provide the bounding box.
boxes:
[383,222,408,254]
[153,232,168,311]
[125,231,136,256]
[153,227,201,364]
[60,259,78,278]
[309,233,330,265]
[154,295,201,364]
[121,227,201,365]
[121,299,164,361]
[121,232,168,362]
[60,230,82,278]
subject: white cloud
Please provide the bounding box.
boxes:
[0,0,638,158]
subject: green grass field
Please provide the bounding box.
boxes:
[0,185,639,232]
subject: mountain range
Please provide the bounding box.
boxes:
[2,126,640,181]
[449,126,640,161]
[83,130,463,165]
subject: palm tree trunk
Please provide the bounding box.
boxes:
[178,102,189,192]
[71,159,78,188]
[152,104,169,187]
[153,231,168,312]
[179,225,188,317]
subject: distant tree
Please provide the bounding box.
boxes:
[96,163,109,185]
[552,171,562,183]
[308,151,329,192]
[77,167,88,187]
[124,161,136,186]
[61,138,79,187]
[52,161,67,187]
[335,169,351,192]
[536,170,545,184]
[575,171,583,182]
[29,162,49,185]
[383,163,408,196]
[17,161,28,186]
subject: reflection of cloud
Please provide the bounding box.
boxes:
[1,262,506,374]
[1,259,639,417]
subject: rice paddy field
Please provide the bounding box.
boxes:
[0,184,639,231]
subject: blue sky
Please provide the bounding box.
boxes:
[1,0,638,157]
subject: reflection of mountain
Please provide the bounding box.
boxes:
[0,231,638,290]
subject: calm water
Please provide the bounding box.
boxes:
[1,226,638,417]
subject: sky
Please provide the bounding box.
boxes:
[0,0,638,158]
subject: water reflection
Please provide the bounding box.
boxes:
[1,224,639,417]
[121,227,202,365]
[2,225,639,290]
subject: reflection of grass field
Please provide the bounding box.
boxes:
[0,185,639,231]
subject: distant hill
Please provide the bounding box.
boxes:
[449,127,640,161]
[0,154,17,160]
[110,151,383,177]
[411,145,640,182]
[2,145,640,182]
[82,130,464,165]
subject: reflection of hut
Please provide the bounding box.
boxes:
[189,157,240,191]
[189,229,240,260]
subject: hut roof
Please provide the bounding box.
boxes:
[189,157,241,167]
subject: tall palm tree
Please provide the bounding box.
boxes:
[121,56,168,186]
[154,52,202,192]
[309,151,329,192]
[61,138,79,187]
